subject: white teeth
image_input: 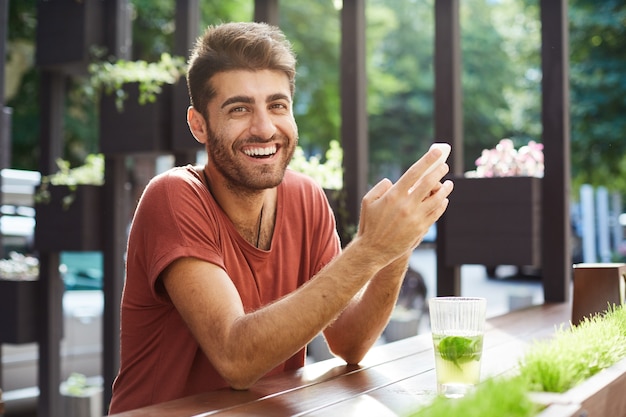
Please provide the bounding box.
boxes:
[244,146,277,156]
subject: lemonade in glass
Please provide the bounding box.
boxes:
[429,297,486,398]
[433,333,483,397]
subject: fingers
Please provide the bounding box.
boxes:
[354,150,454,268]
[363,178,392,203]
[409,162,450,199]
[395,146,449,196]
[359,178,392,235]
[430,180,453,217]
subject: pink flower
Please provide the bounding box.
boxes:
[469,138,544,178]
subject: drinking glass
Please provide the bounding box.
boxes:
[429,296,487,398]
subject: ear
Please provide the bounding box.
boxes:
[187,106,208,144]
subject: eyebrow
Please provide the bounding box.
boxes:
[221,95,252,109]
[221,93,291,109]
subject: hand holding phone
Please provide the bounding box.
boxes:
[422,142,451,177]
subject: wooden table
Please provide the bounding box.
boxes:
[109,302,580,417]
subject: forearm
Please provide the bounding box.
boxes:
[214,239,390,388]
[323,252,411,363]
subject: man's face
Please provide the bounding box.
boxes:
[204,69,298,192]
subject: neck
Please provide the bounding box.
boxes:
[201,167,273,248]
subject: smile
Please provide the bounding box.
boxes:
[244,145,277,157]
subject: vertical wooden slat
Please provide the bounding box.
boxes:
[102,0,132,411]
[340,0,368,243]
[102,155,128,413]
[0,108,11,172]
[254,0,279,25]
[0,0,7,267]
[540,0,570,302]
[37,69,65,417]
[434,0,462,296]
[0,0,7,170]
[173,0,201,164]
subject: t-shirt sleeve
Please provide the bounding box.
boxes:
[290,172,342,277]
[127,169,225,301]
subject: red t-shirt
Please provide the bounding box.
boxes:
[109,166,341,413]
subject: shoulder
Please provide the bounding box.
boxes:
[282,169,325,195]
[148,165,202,189]
[142,165,204,200]
[280,169,335,216]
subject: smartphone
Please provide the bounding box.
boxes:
[422,143,451,177]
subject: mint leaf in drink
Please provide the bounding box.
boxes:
[438,336,481,369]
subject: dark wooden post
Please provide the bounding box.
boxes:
[434,0,462,296]
[0,0,7,391]
[173,0,201,166]
[340,0,368,243]
[540,0,570,302]
[102,0,132,411]
[0,108,11,172]
[0,0,7,170]
[37,69,66,417]
[254,0,279,25]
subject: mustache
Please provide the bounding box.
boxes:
[237,134,291,146]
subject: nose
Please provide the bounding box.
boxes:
[249,109,277,139]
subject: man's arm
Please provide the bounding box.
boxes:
[322,251,411,364]
[161,233,390,390]
[323,176,450,363]
[162,148,453,390]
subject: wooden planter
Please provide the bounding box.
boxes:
[530,357,626,417]
[35,0,104,75]
[443,176,542,267]
[34,185,103,252]
[99,83,173,155]
[61,383,104,417]
[0,279,39,344]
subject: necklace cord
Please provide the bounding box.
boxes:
[256,207,263,248]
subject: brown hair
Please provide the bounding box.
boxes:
[187,22,297,118]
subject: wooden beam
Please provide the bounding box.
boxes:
[340,0,368,244]
[0,0,7,264]
[434,0,462,296]
[540,0,570,302]
[254,0,279,25]
[0,0,7,169]
[37,70,66,417]
[102,155,129,412]
[103,0,132,59]
[173,0,201,162]
[102,0,132,411]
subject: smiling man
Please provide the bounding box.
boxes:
[108,22,453,414]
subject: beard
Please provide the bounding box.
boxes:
[206,126,297,194]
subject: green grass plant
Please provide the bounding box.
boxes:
[406,304,626,416]
[519,304,626,393]
[408,376,540,417]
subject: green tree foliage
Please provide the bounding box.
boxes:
[279,1,341,156]
[4,0,626,201]
[5,0,38,170]
[460,0,520,168]
[130,0,253,61]
[367,0,435,182]
[366,0,524,182]
[569,0,626,195]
